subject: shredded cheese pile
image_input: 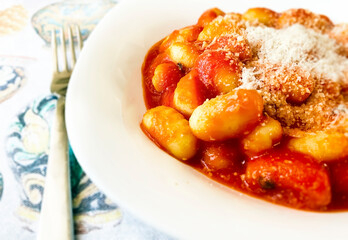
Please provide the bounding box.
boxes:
[234,24,348,134]
[246,24,348,82]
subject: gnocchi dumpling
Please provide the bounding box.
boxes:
[159,25,202,52]
[278,8,334,33]
[201,141,240,171]
[197,13,245,41]
[195,50,242,94]
[197,8,225,27]
[241,116,283,156]
[152,62,183,92]
[166,42,201,68]
[245,152,331,209]
[189,89,264,141]
[206,35,253,61]
[287,131,348,162]
[173,70,206,117]
[242,8,279,27]
[142,106,198,160]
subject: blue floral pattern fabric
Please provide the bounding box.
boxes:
[0,0,172,239]
[0,65,25,103]
[6,95,122,234]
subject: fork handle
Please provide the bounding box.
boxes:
[37,98,74,240]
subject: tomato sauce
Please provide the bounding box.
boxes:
[141,39,348,212]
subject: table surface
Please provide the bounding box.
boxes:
[0,0,172,239]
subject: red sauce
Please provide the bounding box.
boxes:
[141,38,348,212]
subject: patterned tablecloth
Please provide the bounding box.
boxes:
[0,1,172,239]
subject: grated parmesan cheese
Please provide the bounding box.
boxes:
[245,24,348,82]
[238,67,260,90]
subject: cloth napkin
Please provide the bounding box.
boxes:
[0,1,173,239]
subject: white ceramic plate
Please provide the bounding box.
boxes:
[66,0,348,239]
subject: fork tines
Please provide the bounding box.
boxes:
[51,25,83,73]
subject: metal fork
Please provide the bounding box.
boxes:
[37,26,83,240]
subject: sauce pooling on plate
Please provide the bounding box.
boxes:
[141,7,348,211]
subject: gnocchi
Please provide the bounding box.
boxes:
[189,89,263,141]
[287,131,348,162]
[242,7,279,27]
[206,35,253,61]
[278,8,334,33]
[201,141,240,171]
[197,8,225,27]
[195,50,242,94]
[152,62,183,92]
[197,13,245,41]
[245,152,331,209]
[142,106,198,160]
[166,42,200,68]
[159,25,202,52]
[141,7,348,211]
[173,70,206,116]
[241,116,283,156]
